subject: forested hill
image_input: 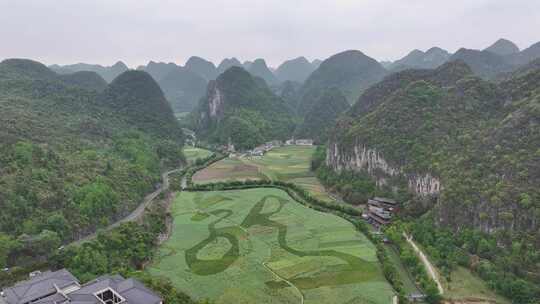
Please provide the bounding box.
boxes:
[327,60,539,234]
[99,70,184,141]
[191,66,295,149]
[322,60,539,300]
[297,50,387,114]
[0,59,184,269]
[294,87,350,144]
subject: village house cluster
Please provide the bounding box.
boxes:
[226,138,314,157]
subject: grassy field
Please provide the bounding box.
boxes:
[148,188,395,304]
[382,245,420,295]
[442,267,510,304]
[183,147,213,164]
[414,242,509,304]
[193,146,340,203]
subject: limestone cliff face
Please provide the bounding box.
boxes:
[198,81,225,127]
[326,140,441,196]
[207,82,224,119]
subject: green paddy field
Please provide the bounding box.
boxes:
[193,146,339,203]
[148,188,395,304]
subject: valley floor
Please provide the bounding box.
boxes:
[193,145,344,204]
[147,189,394,304]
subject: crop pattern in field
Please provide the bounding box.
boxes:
[148,188,394,304]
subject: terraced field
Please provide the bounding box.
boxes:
[148,188,394,304]
[193,146,339,202]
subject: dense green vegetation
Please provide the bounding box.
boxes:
[0,59,184,270]
[383,224,442,304]
[192,67,296,149]
[402,218,538,303]
[99,70,184,141]
[294,88,350,143]
[325,60,540,303]
[57,71,108,92]
[48,194,199,304]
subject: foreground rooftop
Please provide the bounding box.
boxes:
[1,269,162,304]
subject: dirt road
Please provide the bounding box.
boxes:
[70,167,183,246]
[404,233,444,295]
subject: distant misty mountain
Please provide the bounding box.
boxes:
[4,58,108,92]
[247,58,279,85]
[389,47,450,71]
[312,59,322,68]
[449,48,514,79]
[242,61,254,71]
[275,57,317,83]
[137,61,178,81]
[297,50,387,113]
[379,61,393,69]
[49,61,129,83]
[217,58,242,74]
[383,39,540,80]
[138,61,207,113]
[484,38,520,56]
[511,41,540,66]
[185,56,218,81]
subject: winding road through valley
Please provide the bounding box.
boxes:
[70,167,183,246]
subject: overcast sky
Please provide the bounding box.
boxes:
[1,0,540,68]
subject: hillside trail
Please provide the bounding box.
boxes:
[69,166,184,246]
[403,232,444,295]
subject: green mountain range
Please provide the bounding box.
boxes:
[323,60,539,300]
[275,56,317,83]
[137,61,179,82]
[0,59,184,266]
[449,48,515,79]
[388,47,450,72]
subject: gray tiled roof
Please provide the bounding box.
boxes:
[1,270,162,304]
[2,269,78,304]
[69,275,161,304]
